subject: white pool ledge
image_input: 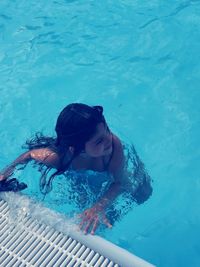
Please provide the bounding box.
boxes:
[0,192,155,267]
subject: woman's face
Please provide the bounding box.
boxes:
[84,122,113,157]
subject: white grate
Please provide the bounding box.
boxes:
[0,199,119,267]
[0,194,155,267]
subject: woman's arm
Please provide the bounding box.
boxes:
[0,152,32,181]
[0,148,60,181]
[79,134,126,234]
[94,134,125,207]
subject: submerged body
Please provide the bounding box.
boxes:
[0,104,152,234]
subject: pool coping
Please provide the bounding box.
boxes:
[0,192,155,267]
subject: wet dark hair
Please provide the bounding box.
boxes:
[24,103,106,194]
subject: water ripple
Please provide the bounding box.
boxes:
[139,18,158,29]
[166,1,192,17]
[139,0,200,29]
[0,14,12,20]
[156,54,173,64]
[25,25,42,31]
[128,56,150,63]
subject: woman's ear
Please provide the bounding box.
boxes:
[69,146,75,154]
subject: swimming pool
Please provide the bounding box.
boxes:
[0,1,200,266]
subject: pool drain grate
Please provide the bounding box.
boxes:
[0,196,155,267]
[0,199,118,267]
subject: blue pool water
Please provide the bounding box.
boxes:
[0,1,200,266]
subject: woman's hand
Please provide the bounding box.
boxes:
[79,204,112,235]
[0,166,15,181]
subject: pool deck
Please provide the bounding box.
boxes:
[0,193,155,267]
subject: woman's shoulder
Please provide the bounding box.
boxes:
[111,134,124,159]
[112,134,123,149]
[108,134,124,177]
[30,147,60,169]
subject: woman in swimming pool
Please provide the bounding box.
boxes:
[0,103,152,234]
